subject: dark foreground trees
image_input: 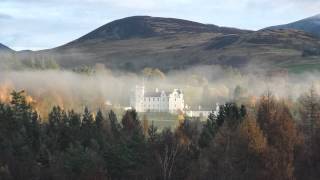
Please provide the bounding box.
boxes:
[0,91,320,180]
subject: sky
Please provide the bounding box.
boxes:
[0,0,319,50]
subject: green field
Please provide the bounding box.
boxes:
[139,112,179,130]
[283,63,320,74]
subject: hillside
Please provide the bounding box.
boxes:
[10,16,320,73]
[66,16,248,44]
[266,14,320,38]
[0,43,13,52]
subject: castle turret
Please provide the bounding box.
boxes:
[130,85,145,112]
[169,89,184,113]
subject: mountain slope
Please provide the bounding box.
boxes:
[0,43,13,52]
[49,16,252,70]
[66,16,248,45]
[266,14,320,38]
[34,16,320,73]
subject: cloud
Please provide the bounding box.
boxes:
[0,13,12,20]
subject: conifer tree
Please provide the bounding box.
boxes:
[199,111,218,148]
[148,121,158,143]
[95,109,104,130]
[94,109,106,149]
[108,110,121,140]
[81,107,94,147]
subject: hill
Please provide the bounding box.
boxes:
[0,43,13,52]
[11,16,320,73]
[266,14,320,38]
[66,16,248,44]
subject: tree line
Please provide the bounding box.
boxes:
[1,89,320,180]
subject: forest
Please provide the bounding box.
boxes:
[1,87,320,180]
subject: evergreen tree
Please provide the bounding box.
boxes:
[46,106,64,151]
[1,91,41,179]
[95,109,104,130]
[81,107,94,148]
[94,109,105,149]
[148,121,158,143]
[296,86,320,179]
[108,110,121,140]
[298,85,320,138]
[68,110,81,143]
[121,110,143,137]
[199,111,218,148]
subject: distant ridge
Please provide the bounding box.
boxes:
[0,43,13,52]
[66,16,249,45]
[266,14,320,38]
[10,15,320,73]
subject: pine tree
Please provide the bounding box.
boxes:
[95,109,104,130]
[29,111,41,153]
[121,110,142,137]
[121,110,147,178]
[46,106,64,151]
[82,107,94,127]
[297,86,320,179]
[299,85,320,138]
[148,121,158,143]
[94,109,106,149]
[109,110,121,140]
[59,110,71,151]
[0,91,41,179]
[81,107,94,148]
[199,111,218,148]
[68,110,81,142]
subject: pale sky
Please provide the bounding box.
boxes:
[0,0,319,50]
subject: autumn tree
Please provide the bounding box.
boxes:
[142,67,166,80]
[236,114,267,179]
[257,92,299,180]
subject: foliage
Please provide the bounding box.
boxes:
[142,67,166,80]
[0,90,319,180]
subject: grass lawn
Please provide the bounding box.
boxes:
[284,63,320,74]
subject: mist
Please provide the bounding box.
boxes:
[0,64,319,118]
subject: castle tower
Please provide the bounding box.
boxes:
[169,89,185,113]
[130,84,145,112]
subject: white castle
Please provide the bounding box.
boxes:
[130,85,185,113]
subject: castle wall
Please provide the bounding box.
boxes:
[130,86,184,113]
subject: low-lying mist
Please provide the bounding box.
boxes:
[0,64,319,118]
